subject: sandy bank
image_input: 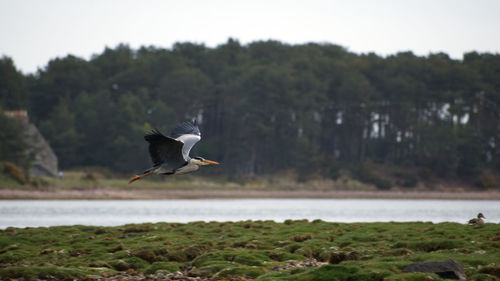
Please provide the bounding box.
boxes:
[1,188,499,200]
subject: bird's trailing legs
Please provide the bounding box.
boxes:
[128,170,154,184]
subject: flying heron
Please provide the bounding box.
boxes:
[129,121,219,183]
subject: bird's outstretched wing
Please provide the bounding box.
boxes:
[170,121,201,138]
[170,121,201,160]
[144,129,186,170]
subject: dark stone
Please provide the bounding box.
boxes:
[328,251,359,264]
[328,252,347,264]
[403,259,466,280]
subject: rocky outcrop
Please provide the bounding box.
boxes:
[23,123,58,177]
[403,259,466,280]
[5,110,58,177]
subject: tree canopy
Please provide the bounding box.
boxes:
[1,40,499,186]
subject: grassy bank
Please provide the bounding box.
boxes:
[3,169,498,194]
[1,170,379,191]
[3,171,500,200]
[1,221,499,280]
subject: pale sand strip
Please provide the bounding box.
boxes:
[1,188,499,200]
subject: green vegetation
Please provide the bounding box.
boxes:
[0,221,498,280]
[0,169,381,191]
[0,114,28,172]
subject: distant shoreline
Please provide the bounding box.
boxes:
[1,188,499,200]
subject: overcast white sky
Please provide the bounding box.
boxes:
[1,0,500,74]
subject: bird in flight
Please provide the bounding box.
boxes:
[129,121,219,183]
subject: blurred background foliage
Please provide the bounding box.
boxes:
[1,39,499,188]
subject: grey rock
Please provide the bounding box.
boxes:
[24,122,58,177]
[5,110,58,177]
[403,259,466,280]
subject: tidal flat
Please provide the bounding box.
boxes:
[0,221,499,280]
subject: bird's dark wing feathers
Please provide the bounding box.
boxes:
[144,129,186,169]
[170,121,201,139]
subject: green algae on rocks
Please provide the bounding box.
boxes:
[0,221,499,280]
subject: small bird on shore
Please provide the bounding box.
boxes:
[129,121,219,183]
[468,213,485,225]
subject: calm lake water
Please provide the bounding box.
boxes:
[1,199,499,229]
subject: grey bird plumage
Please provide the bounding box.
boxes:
[129,121,218,183]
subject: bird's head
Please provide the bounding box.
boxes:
[478,213,485,219]
[192,156,219,166]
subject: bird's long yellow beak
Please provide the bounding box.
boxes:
[203,159,219,165]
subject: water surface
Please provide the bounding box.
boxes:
[1,199,498,228]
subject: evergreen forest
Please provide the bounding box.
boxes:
[1,39,499,188]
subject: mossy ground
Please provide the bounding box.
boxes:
[0,221,499,280]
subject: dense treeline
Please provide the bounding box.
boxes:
[1,39,499,187]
